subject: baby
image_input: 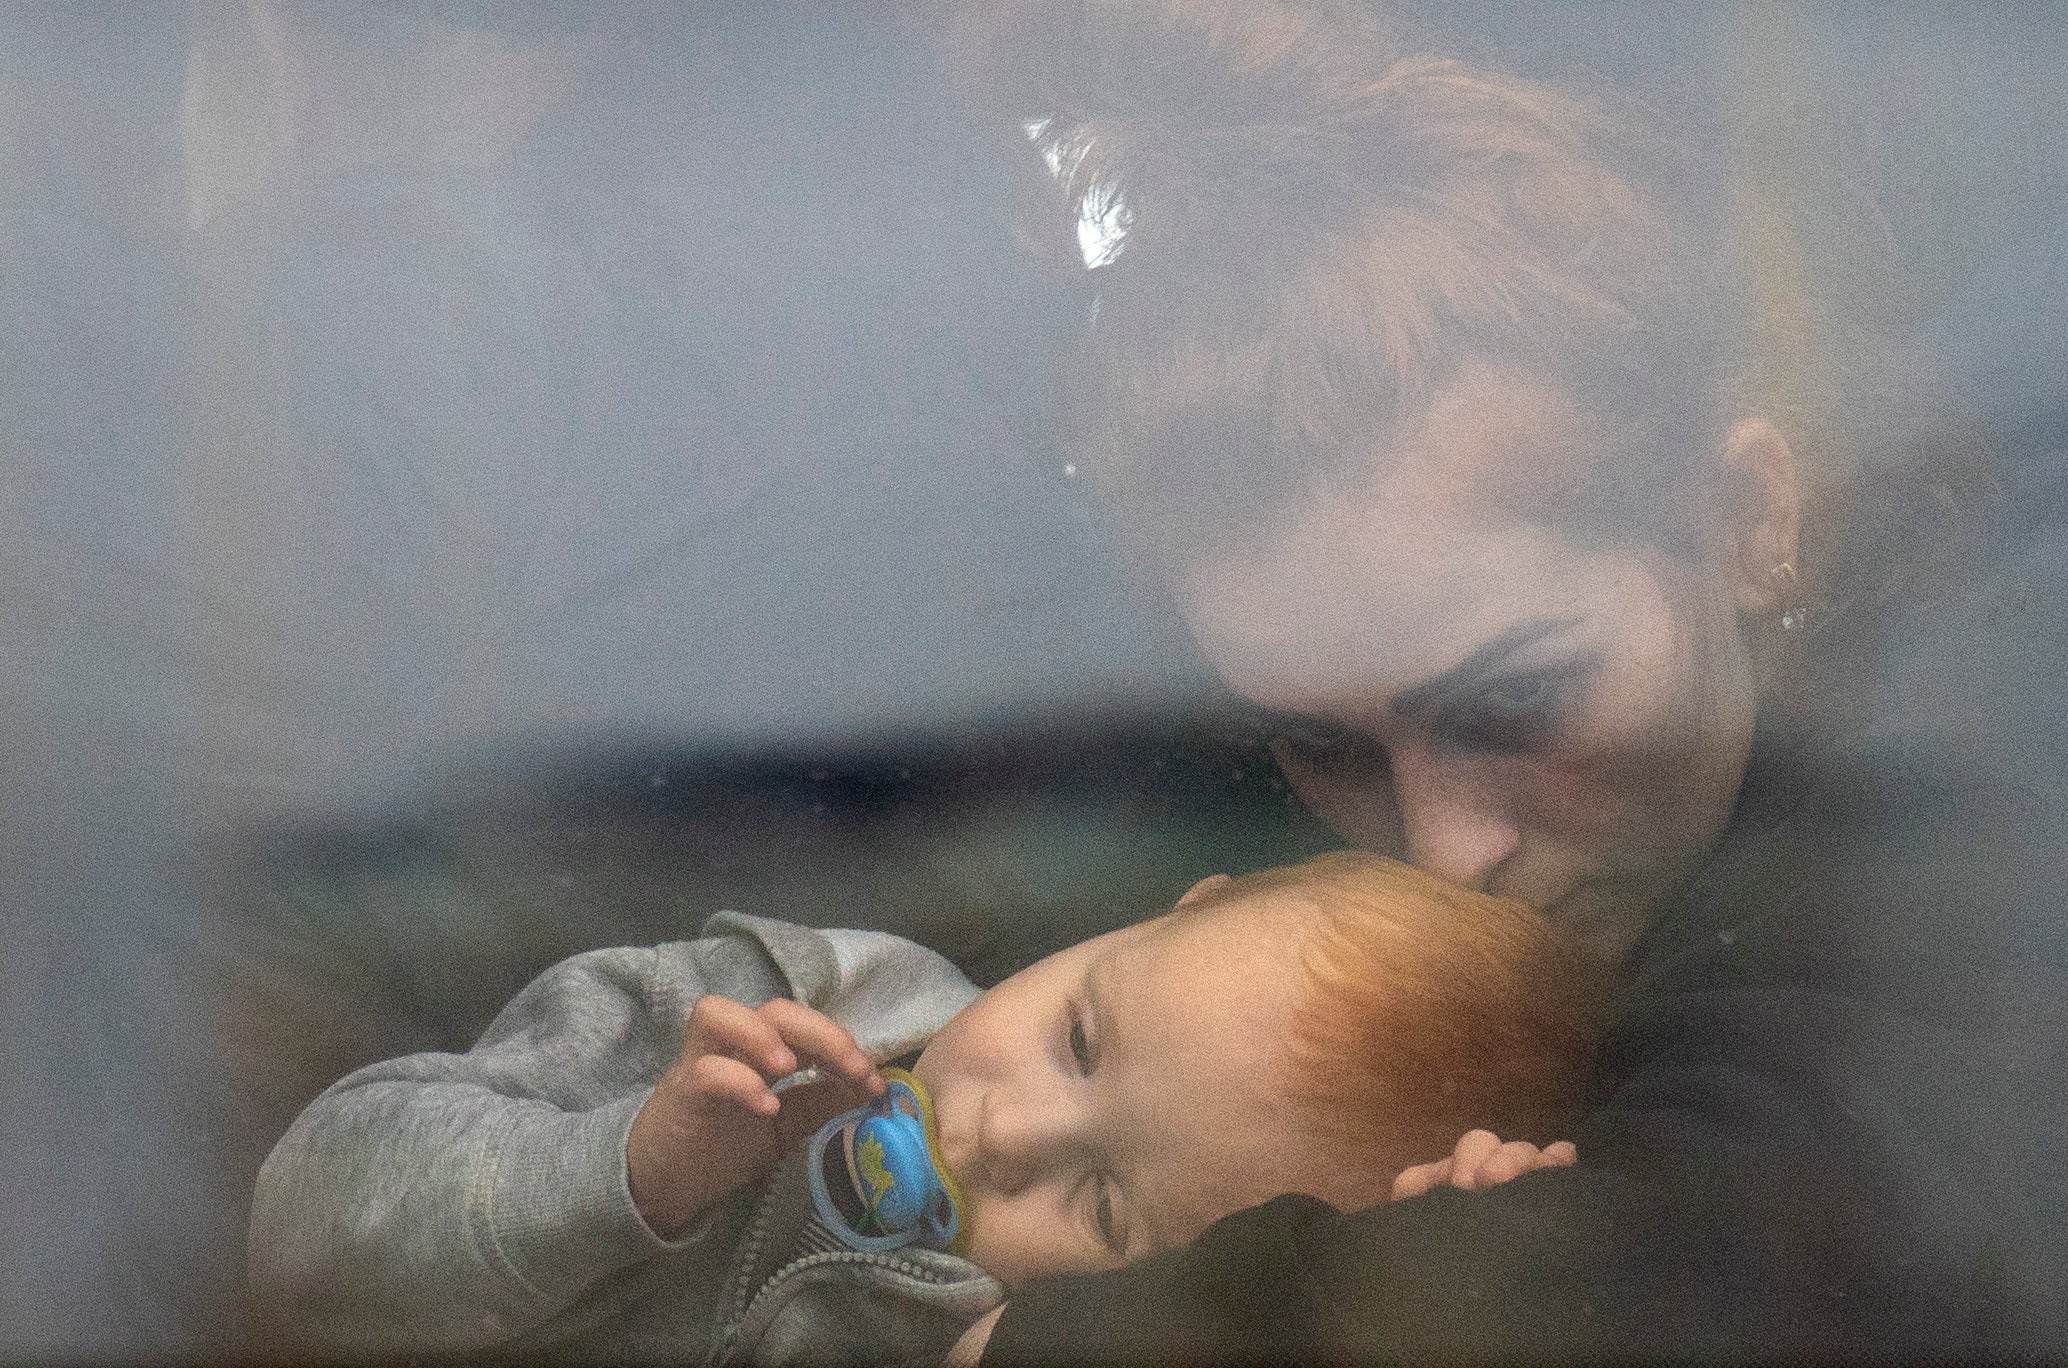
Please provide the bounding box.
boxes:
[248,852,1598,1363]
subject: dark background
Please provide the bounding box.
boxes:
[2,2,2061,1356]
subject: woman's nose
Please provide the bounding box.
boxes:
[1387,738,1520,890]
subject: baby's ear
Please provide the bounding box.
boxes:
[1174,873,1234,908]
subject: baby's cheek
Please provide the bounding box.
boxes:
[962,1197,1106,1287]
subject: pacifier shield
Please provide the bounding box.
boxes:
[804,1068,963,1253]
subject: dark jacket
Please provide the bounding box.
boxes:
[986,501,2068,1362]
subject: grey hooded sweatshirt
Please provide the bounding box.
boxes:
[248,912,1002,1364]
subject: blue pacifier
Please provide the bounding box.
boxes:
[804,1067,966,1254]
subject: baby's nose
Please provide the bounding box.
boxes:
[976,1086,1083,1192]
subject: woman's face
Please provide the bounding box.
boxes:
[1175,366,1766,960]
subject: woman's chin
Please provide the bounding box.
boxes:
[1540,879,1665,962]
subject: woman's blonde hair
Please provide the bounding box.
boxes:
[949,0,1998,673]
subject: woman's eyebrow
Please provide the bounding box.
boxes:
[1390,616,1585,720]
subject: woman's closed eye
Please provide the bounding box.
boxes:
[1225,702,1353,761]
[1269,712,1351,759]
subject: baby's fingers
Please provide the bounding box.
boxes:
[756,999,883,1094]
[1471,1140,1551,1189]
[1395,1133,1580,1199]
[688,1053,782,1118]
[1390,1156,1454,1201]
[685,996,798,1081]
[1447,1129,1503,1187]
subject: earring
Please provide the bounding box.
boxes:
[1770,561,1804,632]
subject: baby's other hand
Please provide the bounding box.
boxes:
[627,997,884,1236]
[1390,1130,1576,1200]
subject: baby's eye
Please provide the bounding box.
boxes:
[1092,1179,1123,1254]
[1067,1010,1094,1074]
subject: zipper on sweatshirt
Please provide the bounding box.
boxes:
[710,1246,969,1366]
[712,1174,786,1353]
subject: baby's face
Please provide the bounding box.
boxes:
[914,885,1373,1286]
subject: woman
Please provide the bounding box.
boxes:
[939,1,2068,1359]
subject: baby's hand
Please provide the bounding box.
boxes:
[1390,1130,1577,1200]
[627,996,883,1236]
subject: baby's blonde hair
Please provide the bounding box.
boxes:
[1185,851,1605,1180]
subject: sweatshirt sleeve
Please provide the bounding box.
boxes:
[247,931,788,1355]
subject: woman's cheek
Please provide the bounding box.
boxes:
[1504,729,1639,844]
[1524,705,1744,870]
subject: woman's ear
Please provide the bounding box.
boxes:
[1174,873,1234,908]
[1719,418,1802,615]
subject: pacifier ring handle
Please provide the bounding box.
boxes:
[770,1065,826,1096]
